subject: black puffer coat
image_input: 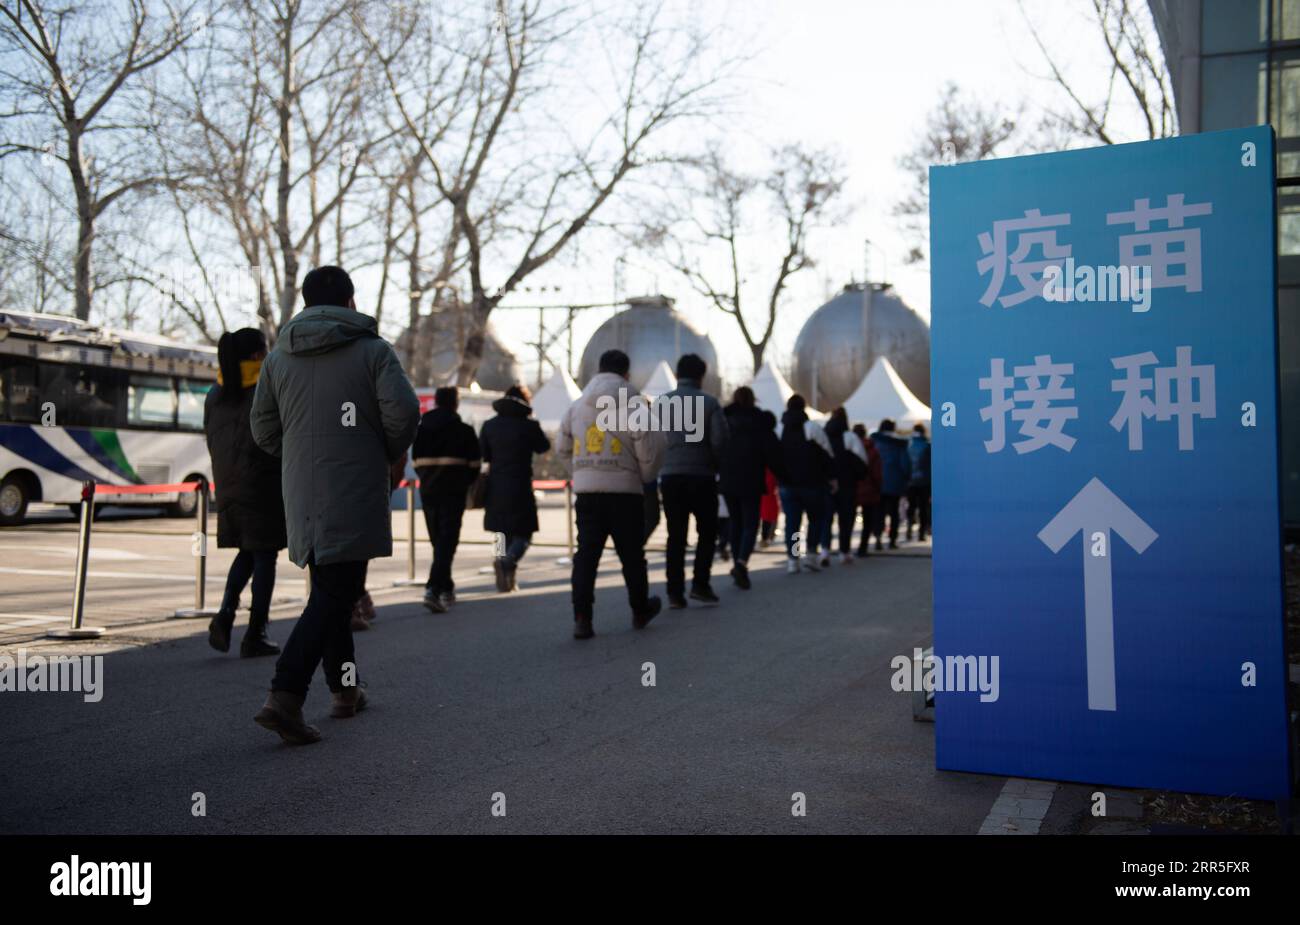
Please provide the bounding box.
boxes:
[204,385,287,551]
[480,395,551,536]
[718,403,783,498]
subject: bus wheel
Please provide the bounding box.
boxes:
[0,475,31,526]
[168,476,204,517]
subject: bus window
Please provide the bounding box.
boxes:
[127,374,176,427]
[0,356,39,423]
[39,362,124,428]
[177,378,211,430]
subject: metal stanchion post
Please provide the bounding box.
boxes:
[393,479,423,586]
[47,480,104,639]
[556,480,575,566]
[174,477,219,618]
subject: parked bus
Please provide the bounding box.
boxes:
[0,310,218,525]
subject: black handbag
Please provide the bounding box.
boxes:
[466,467,489,510]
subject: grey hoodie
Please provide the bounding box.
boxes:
[251,305,420,566]
[557,372,665,494]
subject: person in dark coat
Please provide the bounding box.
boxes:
[869,418,912,550]
[852,423,883,557]
[412,386,481,613]
[822,407,870,563]
[758,411,781,547]
[249,266,420,745]
[480,384,551,593]
[907,422,932,542]
[776,394,835,573]
[204,327,285,658]
[717,386,782,589]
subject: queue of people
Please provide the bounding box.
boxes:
[203,266,931,743]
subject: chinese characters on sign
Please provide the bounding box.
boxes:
[978,347,1216,454]
[977,194,1214,308]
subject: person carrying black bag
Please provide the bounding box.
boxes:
[480,384,551,593]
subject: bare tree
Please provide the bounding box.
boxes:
[895,3,1174,266]
[152,0,397,337]
[358,0,735,385]
[644,144,844,374]
[0,0,198,320]
[1020,0,1176,145]
[894,83,1021,265]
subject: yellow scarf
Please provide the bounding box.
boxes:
[217,359,263,388]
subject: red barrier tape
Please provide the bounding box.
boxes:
[93,482,201,496]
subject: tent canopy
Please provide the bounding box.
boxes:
[642,360,678,401]
[532,366,582,429]
[747,360,794,412]
[841,357,931,431]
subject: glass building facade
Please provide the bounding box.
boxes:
[1151,0,1300,526]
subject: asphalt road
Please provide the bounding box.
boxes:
[0,533,1004,835]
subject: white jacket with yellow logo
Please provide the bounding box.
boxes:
[557,372,666,494]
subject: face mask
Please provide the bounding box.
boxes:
[218,359,263,388]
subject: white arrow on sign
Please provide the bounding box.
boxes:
[1037,477,1158,712]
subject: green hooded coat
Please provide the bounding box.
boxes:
[251,305,420,566]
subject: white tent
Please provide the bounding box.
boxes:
[842,357,931,431]
[642,360,678,401]
[531,366,582,431]
[748,360,793,413]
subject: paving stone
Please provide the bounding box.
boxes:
[989,795,1053,818]
[978,814,1042,835]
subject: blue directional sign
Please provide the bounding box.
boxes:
[929,126,1291,798]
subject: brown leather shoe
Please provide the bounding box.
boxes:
[330,686,369,718]
[253,690,321,745]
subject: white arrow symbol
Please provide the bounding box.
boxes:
[1037,477,1158,712]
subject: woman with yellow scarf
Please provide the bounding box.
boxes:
[204,328,287,657]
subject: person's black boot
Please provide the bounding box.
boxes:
[240,609,280,658]
[689,585,720,605]
[207,608,236,653]
[731,563,751,590]
[667,592,688,610]
[632,596,662,629]
[574,615,595,639]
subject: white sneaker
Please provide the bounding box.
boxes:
[803,555,821,572]
[786,558,800,574]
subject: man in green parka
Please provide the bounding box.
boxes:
[250,266,420,744]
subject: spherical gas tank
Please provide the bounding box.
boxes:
[398,313,521,390]
[791,283,930,410]
[578,296,721,395]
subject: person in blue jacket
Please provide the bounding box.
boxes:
[869,419,911,550]
[907,422,932,542]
